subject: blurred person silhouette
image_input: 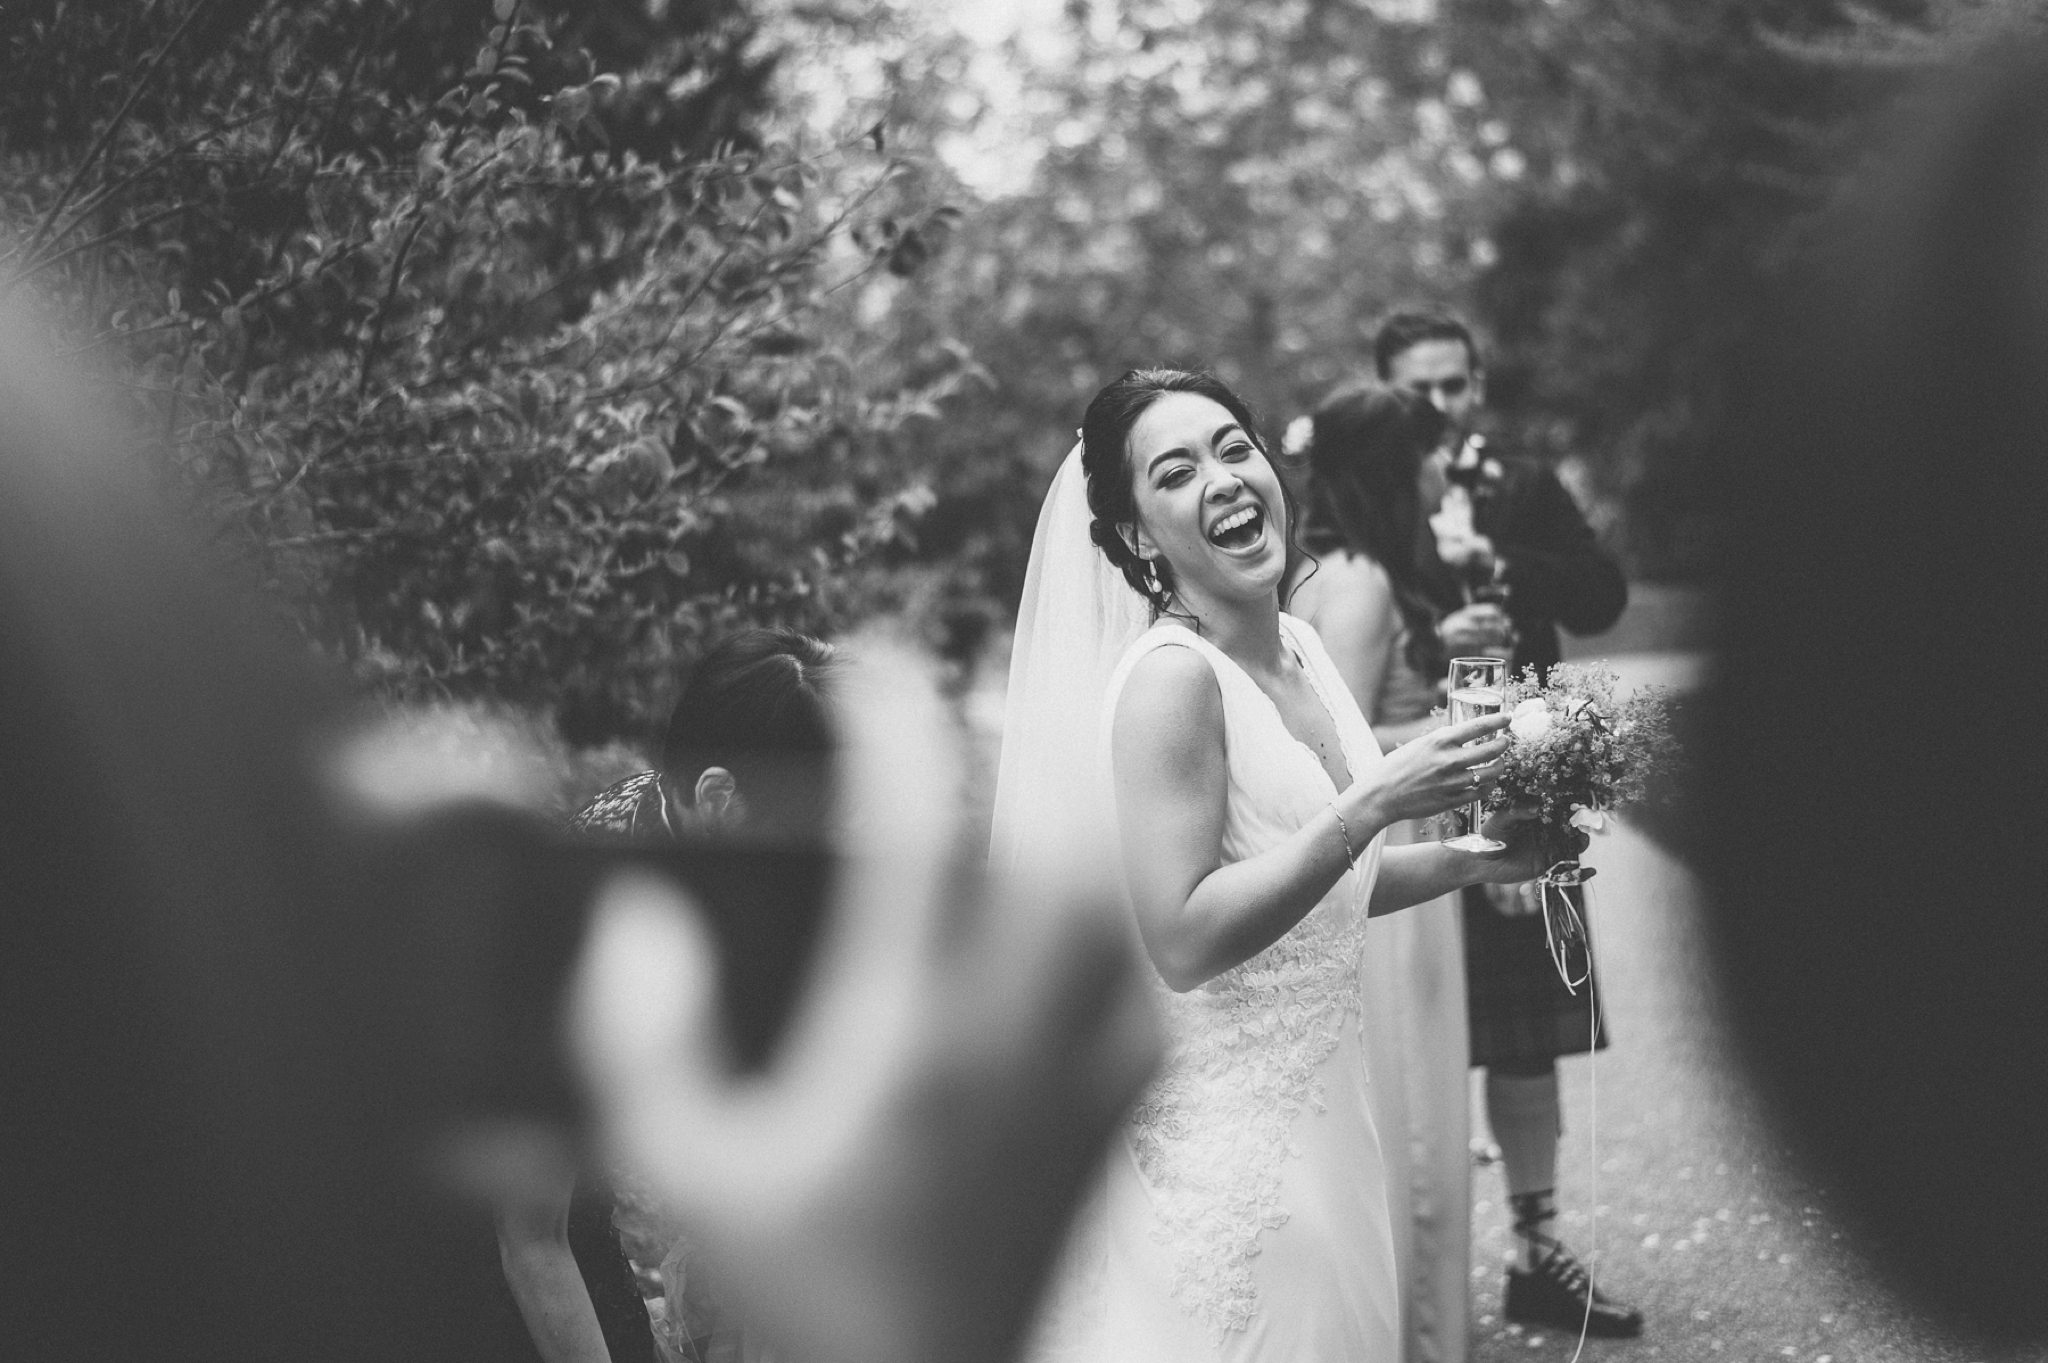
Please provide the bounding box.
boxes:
[1369,310,1639,1336]
[572,626,839,845]
[0,302,1158,1363]
[1285,383,1473,1363]
[535,625,839,1363]
[1702,24,2048,1348]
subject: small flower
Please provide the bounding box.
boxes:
[1569,805,1606,833]
[1282,414,1314,458]
[1509,697,1554,742]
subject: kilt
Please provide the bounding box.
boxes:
[1462,882,1609,1069]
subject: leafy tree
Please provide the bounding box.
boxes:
[2,0,969,737]
[1463,0,2048,574]
[891,0,1537,617]
[890,0,2047,590]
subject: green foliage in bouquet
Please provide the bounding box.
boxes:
[1483,662,1678,866]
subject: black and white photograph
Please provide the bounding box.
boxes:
[5,2,2045,1361]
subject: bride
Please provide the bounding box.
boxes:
[993,369,1546,1361]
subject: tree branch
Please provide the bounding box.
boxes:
[356,214,429,399]
[20,0,221,259]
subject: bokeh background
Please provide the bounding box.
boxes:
[8,0,2025,748]
[8,5,2046,1359]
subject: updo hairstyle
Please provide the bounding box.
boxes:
[1078,367,1285,614]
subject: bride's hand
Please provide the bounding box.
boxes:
[1468,805,1591,885]
[1345,712,1511,830]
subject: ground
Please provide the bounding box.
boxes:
[1466,587,2040,1363]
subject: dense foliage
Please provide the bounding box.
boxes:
[2,0,969,737]
[9,0,2041,737]
[1466,0,2047,573]
[905,0,2047,588]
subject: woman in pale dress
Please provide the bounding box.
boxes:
[1285,385,1473,1363]
[994,369,1546,1362]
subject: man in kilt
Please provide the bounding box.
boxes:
[1375,310,1643,1338]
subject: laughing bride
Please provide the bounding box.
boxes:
[993,369,1546,1361]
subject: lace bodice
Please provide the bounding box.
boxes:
[1101,613,1385,1341]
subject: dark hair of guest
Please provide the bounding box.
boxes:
[1298,383,1449,677]
[663,627,838,829]
[1079,367,1295,616]
[1372,309,1481,380]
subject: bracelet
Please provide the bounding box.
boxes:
[1328,803,1360,864]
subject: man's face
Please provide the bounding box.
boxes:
[1384,337,1483,446]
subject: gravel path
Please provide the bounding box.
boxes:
[1466,650,2042,1363]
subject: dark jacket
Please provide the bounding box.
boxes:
[1420,448,1627,675]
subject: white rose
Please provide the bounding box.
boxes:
[1508,697,1553,742]
[1569,805,1607,833]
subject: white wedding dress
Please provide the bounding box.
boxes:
[1077,614,1401,1362]
[995,447,1402,1362]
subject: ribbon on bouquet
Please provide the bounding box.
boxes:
[1538,858,1593,994]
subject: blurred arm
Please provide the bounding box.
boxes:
[497,1179,613,1363]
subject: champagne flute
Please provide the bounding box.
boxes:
[1442,656,1507,853]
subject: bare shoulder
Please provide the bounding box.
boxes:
[1113,640,1223,768]
[1295,550,1398,626]
[1118,639,1220,724]
[1313,548,1393,594]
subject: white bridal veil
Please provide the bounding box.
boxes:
[988,441,1151,884]
[989,439,1145,1363]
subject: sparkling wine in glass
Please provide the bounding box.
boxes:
[1442,656,1507,853]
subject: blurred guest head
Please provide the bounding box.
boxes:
[1702,26,2048,1343]
[1372,309,1485,442]
[1301,382,1450,558]
[663,626,840,838]
[1296,383,1448,674]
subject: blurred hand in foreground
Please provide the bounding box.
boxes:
[569,638,1161,1363]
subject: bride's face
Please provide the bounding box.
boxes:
[1124,393,1288,604]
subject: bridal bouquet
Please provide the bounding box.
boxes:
[1483,663,1678,988]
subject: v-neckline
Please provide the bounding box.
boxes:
[1170,618,1355,795]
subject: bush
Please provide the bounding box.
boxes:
[3,0,973,738]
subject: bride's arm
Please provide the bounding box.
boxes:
[1368,841,1520,917]
[1112,646,1509,991]
[1367,810,1577,916]
[1111,647,1352,991]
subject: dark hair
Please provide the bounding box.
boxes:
[1079,367,1294,615]
[1299,383,1448,677]
[663,627,838,832]
[1372,309,1481,380]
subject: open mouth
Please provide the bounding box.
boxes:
[1207,503,1266,551]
